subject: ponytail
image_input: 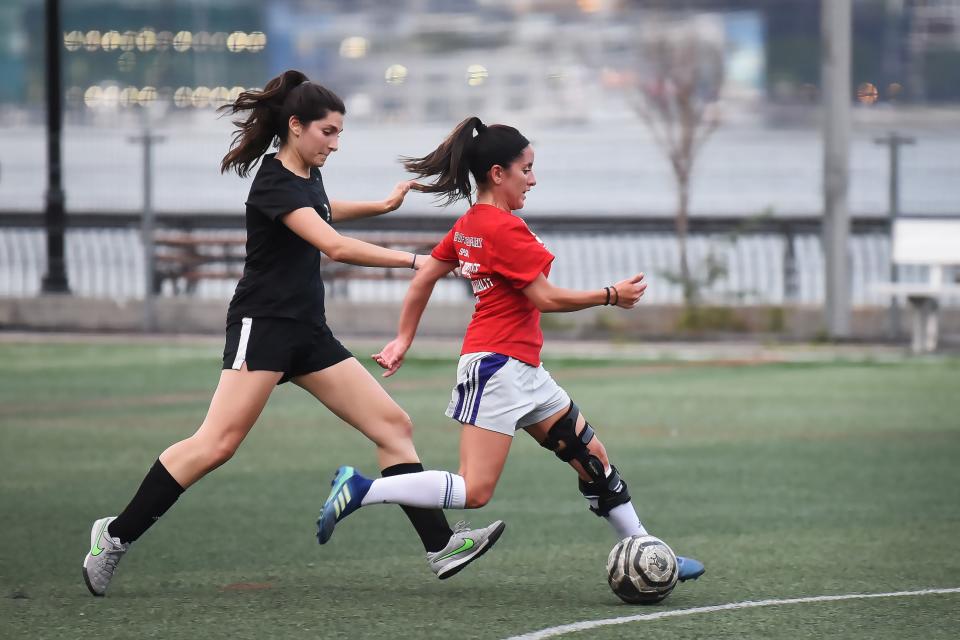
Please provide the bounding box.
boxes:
[403,116,529,206]
[219,69,346,177]
[402,116,482,206]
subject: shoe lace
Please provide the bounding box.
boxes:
[426,521,473,564]
[100,540,128,571]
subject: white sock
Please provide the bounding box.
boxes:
[605,502,648,539]
[361,470,466,510]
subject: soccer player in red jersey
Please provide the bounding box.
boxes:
[317,117,704,582]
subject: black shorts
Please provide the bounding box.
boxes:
[222,317,353,384]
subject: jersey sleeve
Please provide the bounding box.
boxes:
[246,172,313,222]
[492,221,554,289]
[430,228,458,263]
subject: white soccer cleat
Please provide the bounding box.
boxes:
[82,517,129,596]
[427,520,505,580]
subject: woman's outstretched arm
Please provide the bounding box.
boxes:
[283,207,421,269]
[521,273,647,313]
[330,181,423,222]
[373,257,458,377]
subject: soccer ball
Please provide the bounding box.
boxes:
[606,535,679,604]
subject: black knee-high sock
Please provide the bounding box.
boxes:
[382,462,453,553]
[107,459,185,544]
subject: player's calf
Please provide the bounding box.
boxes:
[539,402,630,511]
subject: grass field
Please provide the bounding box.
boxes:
[1,340,959,639]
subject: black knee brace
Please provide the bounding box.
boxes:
[578,464,632,517]
[540,402,632,516]
[539,402,605,481]
[541,402,630,516]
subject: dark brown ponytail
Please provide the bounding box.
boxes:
[219,69,346,177]
[403,116,529,206]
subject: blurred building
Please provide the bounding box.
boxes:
[1,0,958,220]
[2,0,959,121]
[270,3,762,125]
[10,0,267,113]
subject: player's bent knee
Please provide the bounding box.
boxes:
[190,431,242,469]
[204,440,239,468]
[373,426,418,460]
[370,411,415,446]
[539,401,606,481]
[391,411,414,440]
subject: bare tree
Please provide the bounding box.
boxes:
[633,25,724,310]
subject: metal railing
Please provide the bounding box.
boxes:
[1,213,951,307]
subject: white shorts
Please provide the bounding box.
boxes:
[445,352,571,436]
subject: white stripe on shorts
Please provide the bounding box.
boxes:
[231,317,253,370]
[455,362,471,422]
[460,359,481,422]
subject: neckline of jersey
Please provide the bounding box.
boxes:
[469,203,513,216]
[265,152,316,182]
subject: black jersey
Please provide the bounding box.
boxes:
[227,153,333,324]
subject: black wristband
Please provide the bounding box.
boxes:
[410,253,418,269]
[604,286,611,306]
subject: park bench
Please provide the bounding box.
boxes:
[153,231,446,296]
[872,218,960,353]
[154,233,245,295]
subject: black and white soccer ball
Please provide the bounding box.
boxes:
[606,535,679,604]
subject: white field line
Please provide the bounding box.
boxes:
[503,587,960,640]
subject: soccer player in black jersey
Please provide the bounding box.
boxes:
[82,70,503,596]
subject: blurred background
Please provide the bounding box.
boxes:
[1,0,958,348]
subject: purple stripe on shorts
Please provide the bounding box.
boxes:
[469,354,510,424]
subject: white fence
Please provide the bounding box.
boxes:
[1,227,950,306]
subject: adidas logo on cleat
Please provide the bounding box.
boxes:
[334,485,352,518]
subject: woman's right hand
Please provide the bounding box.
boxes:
[372,338,410,377]
[612,273,647,308]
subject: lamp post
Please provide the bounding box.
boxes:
[41,0,70,294]
[874,131,915,339]
[822,0,852,338]
[130,121,165,333]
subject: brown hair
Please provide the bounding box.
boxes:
[219,69,346,177]
[402,116,529,205]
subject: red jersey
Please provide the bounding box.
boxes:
[431,203,554,366]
